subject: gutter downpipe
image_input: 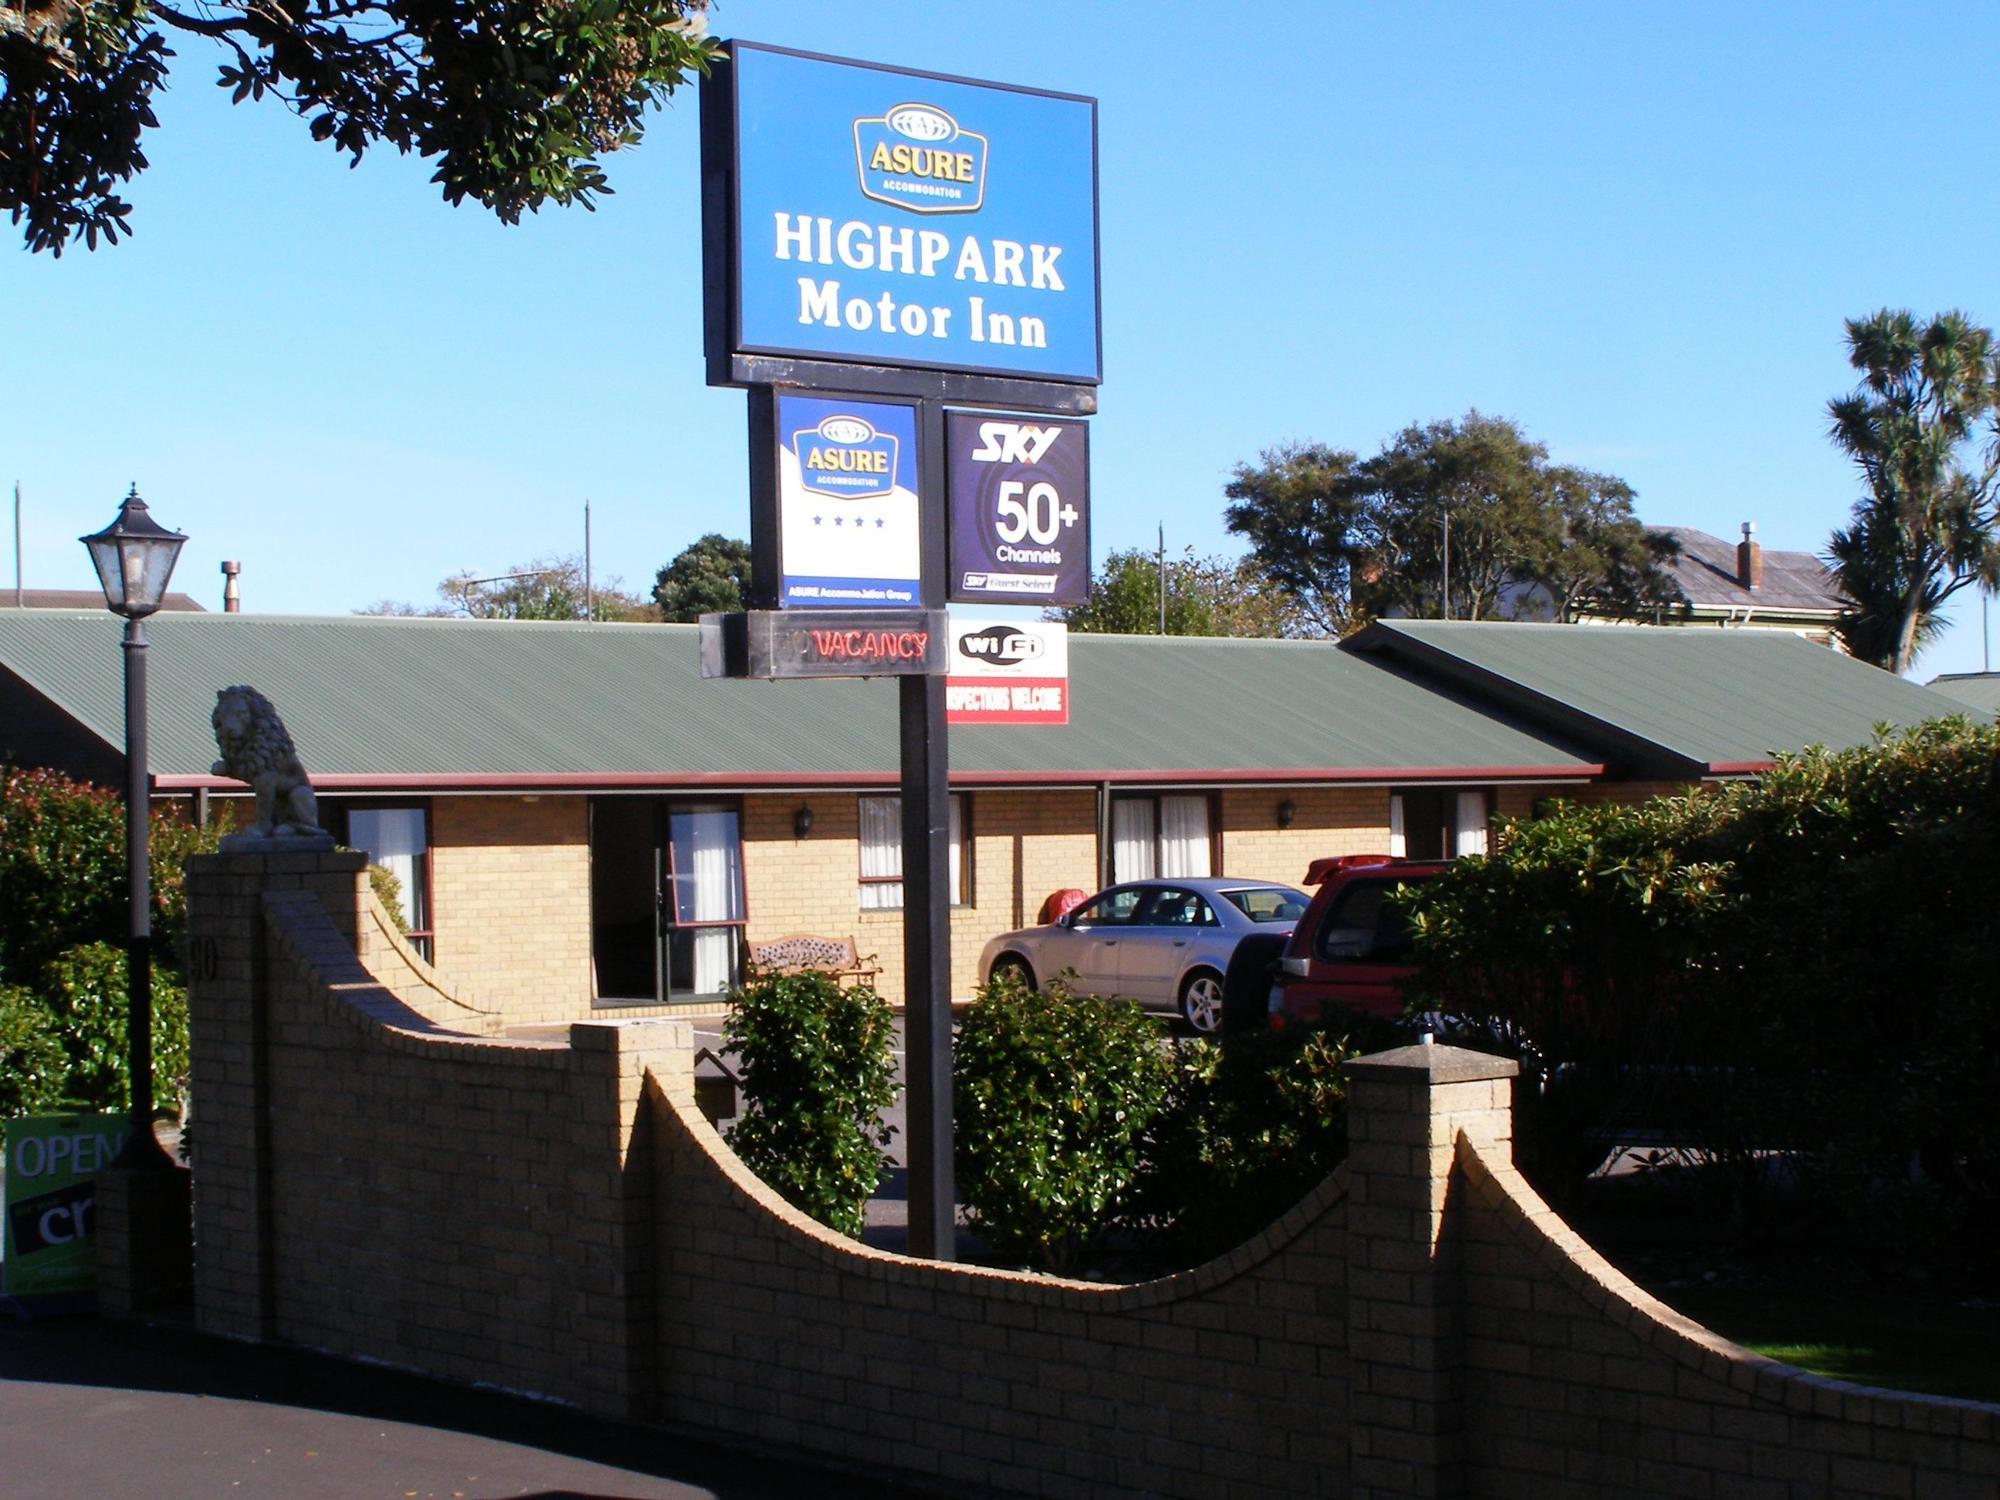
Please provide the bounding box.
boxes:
[1096,781,1112,890]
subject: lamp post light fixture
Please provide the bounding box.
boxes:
[80,485,186,1171]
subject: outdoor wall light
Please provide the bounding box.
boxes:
[794,804,814,839]
[79,486,186,1175]
[1276,797,1297,829]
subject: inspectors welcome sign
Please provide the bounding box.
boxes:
[709,42,1101,384]
[946,616,1069,724]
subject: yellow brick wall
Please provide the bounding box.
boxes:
[430,796,592,1019]
[744,788,1099,1003]
[413,780,1711,1020]
[181,849,1989,1500]
[1218,786,1392,887]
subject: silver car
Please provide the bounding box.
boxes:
[976,877,1310,1033]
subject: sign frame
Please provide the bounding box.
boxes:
[702,40,1103,410]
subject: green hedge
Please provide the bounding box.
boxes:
[1405,717,2000,1271]
[723,968,899,1239]
[0,767,220,1118]
[953,969,1173,1274]
[1130,1023,1368,1264]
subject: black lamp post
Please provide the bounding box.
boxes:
[80,486,186,1171]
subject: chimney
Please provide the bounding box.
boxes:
[1737,523,1761,590]
[221,559,241,613]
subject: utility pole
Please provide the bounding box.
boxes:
[1157,523,1166,634]
[584,501,594,621]
[1441,510,1451,620]
[13,481,22,607]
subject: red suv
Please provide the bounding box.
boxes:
[1266,855,1445,1028]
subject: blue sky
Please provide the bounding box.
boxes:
[8,2,2000,677]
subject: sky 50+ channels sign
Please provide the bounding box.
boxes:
[709,42,1100,384]
[948,412,1089,605]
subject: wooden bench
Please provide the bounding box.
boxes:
[747,934,882,985]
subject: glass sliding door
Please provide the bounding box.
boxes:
[669,803,745,998]
[591,797,746,1005]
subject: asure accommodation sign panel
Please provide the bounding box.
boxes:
[717,43,1101,384]
[774,392,923,608]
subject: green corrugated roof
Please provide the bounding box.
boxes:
[1351,620,1968,772]
[0,611,1596,786]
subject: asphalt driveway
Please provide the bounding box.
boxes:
[0,1311,937,1500]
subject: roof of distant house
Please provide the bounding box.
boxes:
[1653,527,1843,615]
[1926,672,2000,718]
[1,588,207,612]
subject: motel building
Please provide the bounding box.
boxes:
[0,608,1963,1029]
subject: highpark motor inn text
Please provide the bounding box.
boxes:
[772,215,1069,350]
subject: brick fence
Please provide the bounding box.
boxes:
[162,849,1998,1498]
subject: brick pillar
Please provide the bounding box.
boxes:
[94,1160,191,1316]
[1343,1040,1518,1500]
[183,847,367,1341]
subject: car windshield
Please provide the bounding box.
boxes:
[1219,886,1306,923]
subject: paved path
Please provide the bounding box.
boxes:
[0,1313,934,1500]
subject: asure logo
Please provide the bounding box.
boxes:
[852,103,988,215]
[957,624,1044,667]
[791,415,899,500]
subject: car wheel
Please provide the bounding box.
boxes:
[988,956,1035,991]
[1179,968,1226,1033]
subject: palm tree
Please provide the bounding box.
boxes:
[1825,309,2000,674]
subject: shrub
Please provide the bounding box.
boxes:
[953,969,1173,1274]
[0,766,224,988]
[1404,717,2000,1270]
[37,941,189,1113]
[722,968,898,1239]
[0,984,70,1117]
[1132,1023,1365,1264]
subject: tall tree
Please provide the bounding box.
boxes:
[654,534,751,621]
[1531,467,1685,624]
[1226,413,1678,629]
[1054,548,1312,638]
[2,0,715,254]
[1057,548,1220,636]
[360,553,653,621]
[1221,443,1364,636]
[1825,308,2000,673]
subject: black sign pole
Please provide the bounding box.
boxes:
[901,397,955,1260]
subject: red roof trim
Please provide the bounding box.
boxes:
[1705,759,1772,776]
[155,763,1606,794]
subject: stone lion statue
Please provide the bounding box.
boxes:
[211,685,321,840]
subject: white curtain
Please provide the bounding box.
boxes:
[1454,790,1490,857]
[350,807,425,930]
[1159,795,1211,878]
[859,795,902,909]
[1112,798,1155,883]
[1388,794,1407,858]
[948,795,965,904]
[859,795,965,909]
[674,807,742,994]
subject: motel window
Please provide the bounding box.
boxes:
[336,802,433,961]
[1388,787,1494,861]
[1109,793,1214,884]
[858,794,969,909]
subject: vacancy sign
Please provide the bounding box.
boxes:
[946,616,1068,724]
